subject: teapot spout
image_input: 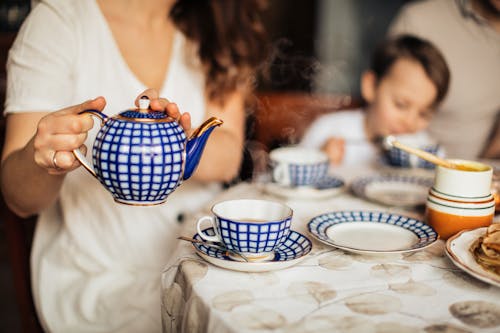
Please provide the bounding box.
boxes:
[183,117,223,180]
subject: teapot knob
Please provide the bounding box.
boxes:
[139,96,150,111]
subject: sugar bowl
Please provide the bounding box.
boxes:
[425,159,495,239]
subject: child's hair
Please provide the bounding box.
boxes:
[370,34,450,107]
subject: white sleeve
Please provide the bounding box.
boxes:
[300,115,335,149]
[5,1,76,114]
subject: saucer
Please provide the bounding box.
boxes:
[263,175,345,200]
[308,210,438,254]
[351,174,433,207]
[192,228,312,272]
[446,227,500,288]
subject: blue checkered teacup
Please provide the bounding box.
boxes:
[269,147,329,187]
[196,199,293,259]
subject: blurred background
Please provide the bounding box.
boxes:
[0,1,411,331]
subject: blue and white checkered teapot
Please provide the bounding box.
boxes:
[73,97,223,205]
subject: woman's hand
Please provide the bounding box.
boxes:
[33,97,106,175]
[135,89,191,133]
[322,137,345,166]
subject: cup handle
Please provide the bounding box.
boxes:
[72,110,108,178]
[196,216,221,242]
[273,163,290,186]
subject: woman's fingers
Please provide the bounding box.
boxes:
[33,97,105,175]
[164,102,192,131]
[135,90,193,132]
[135,89,159,106]
[178,113,192,132]
[57,96,106,116]
[49,133,88,151]
[46,148,85,175]
[41,113,94,135]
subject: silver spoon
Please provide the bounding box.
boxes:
[177,236,250,262]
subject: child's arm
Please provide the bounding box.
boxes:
[321,137,346,165]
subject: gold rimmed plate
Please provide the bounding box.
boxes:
[192,228,312,272]
[445,227,500,288]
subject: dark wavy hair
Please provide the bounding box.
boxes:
[170,0,269,103]
[371,34,450,107]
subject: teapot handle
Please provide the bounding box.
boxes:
[72,110,108,178]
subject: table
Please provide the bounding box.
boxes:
[161,166,500,333]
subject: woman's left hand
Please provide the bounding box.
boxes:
[135,89,192,132]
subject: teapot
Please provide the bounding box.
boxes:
[73,97,223,205]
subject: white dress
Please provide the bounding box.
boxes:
[5,0,220,332]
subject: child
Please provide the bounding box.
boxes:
[300,35,450,166]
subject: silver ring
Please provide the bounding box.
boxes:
[52,152,61,170]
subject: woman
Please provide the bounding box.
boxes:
[1,0,268,331]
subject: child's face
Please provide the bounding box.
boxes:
[362,58,438,137]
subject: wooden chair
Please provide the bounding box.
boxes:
[1,199,43,333]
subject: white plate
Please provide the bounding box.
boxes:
[263,175,345,200]
[308,210,438,254]
[192,228,312,272]
[445,227,500,288]
[351,174,433,207]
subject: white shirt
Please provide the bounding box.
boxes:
[300,109,437,167]
[300,110,379,167]
[5,0,219,331]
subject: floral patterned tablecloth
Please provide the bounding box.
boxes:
[161,169,500,333]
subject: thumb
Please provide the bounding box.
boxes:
[58,96,107,116]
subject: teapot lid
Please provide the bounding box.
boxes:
[115,97,175,123]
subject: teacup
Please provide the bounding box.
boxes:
[269,146,329,187]
[384,135,441,169]
[425,159,494,239]
[196,199,293,260]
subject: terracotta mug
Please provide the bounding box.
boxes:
[425,159,495,240]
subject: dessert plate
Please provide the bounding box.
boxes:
[263,175,345,200]
[192,228,312,272]
[308,210,438,254]
[351,174,433,207]
[445,227,500,288]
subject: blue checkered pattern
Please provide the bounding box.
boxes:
[308,210,438,251]
[287,161,329,186]
[93,115,186,204]
[194,228,312,262]
[216,217,292,254]
[273,230,312,261]
[314,175,344,190]
[385,145,440,169]
[351,174,433,202]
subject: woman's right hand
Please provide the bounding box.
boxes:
[33,97,106,175]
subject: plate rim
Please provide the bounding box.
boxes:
[351,174,434,207]
[192,228,312,272]
[307,210,438,254]
[264,175,345,200]
[445,227,500,287]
